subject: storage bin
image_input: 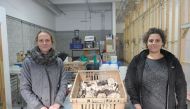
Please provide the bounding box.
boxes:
[70,70,127,109]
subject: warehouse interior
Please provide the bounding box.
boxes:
[0,0,190,109]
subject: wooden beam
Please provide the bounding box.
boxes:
[181,23,190,29]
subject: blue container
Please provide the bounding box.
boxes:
[70,43,83,49]
[14,63,22,67]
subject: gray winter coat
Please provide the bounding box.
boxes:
[19,57,67,109]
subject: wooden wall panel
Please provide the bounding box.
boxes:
[123,0,190,95]
[124,0,182,62]
[180,0,190,63]
[0,26,6,109]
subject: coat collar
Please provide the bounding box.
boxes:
[139,49,175,61]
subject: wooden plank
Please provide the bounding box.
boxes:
[0,25,6,109]
[188,0,190,22]
[180,0,187,62]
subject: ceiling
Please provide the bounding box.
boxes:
[34,0,120,14]
[33,0,135,22]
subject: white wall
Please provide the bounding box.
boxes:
[0,0,56,30]
[55,4,112,31]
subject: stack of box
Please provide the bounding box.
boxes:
[84,35,96,48]
[105,34,114,52]
[102,52,116,63]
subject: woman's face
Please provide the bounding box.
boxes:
[147,33,163,53]
[37,32,53,54]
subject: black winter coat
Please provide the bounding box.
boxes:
[125,49,187,109]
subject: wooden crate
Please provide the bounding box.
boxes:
[70,70,127,109]
[64,61,86,72]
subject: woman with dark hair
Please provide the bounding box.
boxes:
[19,31,67,109]
[125,27,187,109]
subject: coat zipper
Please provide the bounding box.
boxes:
[166,81,169,109]
[166,64,171,109]
[45,66,52,105]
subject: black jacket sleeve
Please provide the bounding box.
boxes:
[125,56,140,104]
[174,58,187,109]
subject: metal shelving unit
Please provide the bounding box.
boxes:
[10,72,24,109]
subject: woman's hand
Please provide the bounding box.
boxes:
[49,103,61,109]
[134,104,142,109]
[40,106,48,109]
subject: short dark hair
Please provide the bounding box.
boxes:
[35,30,54,44]
[143,27,166,47]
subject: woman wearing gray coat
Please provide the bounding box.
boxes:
[19,31,68,109]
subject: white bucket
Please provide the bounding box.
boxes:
[119,66,128,80]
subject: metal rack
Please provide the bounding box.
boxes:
[10,72,24,109]
[10,74,20,105]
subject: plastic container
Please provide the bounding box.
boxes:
[119,66,128,80]
[70,43,83,49]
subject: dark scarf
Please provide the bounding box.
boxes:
[27,46,57,65]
